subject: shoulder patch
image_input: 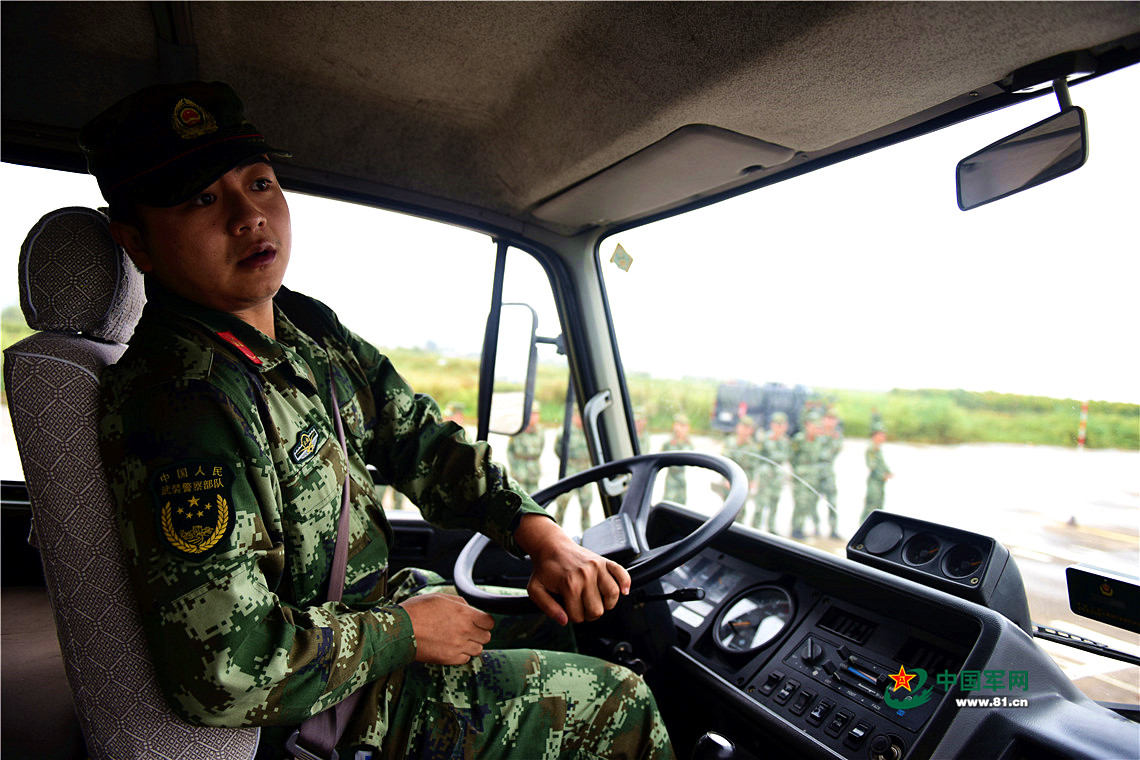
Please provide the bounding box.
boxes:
[150,461,236,560]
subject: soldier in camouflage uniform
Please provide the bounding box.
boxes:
[507,408,544,494]
[553,411,594,531]
[661,414,693,503]
[818,408,844,539]
[861,424,893,521]
[84,81,673,760]
[714,416,759,523]
[790,412,825,539]
[635,407,651,455]
[754,412,791,533]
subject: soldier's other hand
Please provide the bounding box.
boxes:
[400,593,494,665]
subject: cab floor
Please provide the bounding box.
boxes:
[1,586,85,760]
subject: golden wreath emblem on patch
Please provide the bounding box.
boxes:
[171,97,218,139]
[161,495,230,554]
[150,461,235,559]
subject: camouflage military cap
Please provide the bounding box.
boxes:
[738,415,755,428]
[673,413,690,425]
[770,412,788,424]
[80,80,290,207]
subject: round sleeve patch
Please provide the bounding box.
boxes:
[150,461,236,560]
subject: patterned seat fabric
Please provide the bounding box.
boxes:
[4,207,259,759]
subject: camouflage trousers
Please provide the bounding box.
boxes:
[342,569,675,760]
[791,467,822,536]
[861,477,886,521]
[817,467,838,533]
[662,472,686,505]
[554,484,595,532]
[751,473,782,533]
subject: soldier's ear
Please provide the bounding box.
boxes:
[110,220,154,273]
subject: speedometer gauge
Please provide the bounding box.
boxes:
[713,587,794,654]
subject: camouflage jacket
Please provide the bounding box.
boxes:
[554,427,591,472]
[818,432,843,466]
[508,428,545,462]
[791,433,824,471]
[866,444,891,481]
[722,437,761,482]
[99,282,547,728]
[758,434,791,474]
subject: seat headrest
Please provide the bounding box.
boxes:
[18,207,145,343]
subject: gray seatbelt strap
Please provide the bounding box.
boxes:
[287,379,364,760]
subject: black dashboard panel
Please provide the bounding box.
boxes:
[661,549,970,759]
[644,504,1139,760]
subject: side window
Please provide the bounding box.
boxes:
[0,167,569,524]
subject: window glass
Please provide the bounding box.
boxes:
[601,65,1138,702]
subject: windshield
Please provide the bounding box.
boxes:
[601,65,1139,705]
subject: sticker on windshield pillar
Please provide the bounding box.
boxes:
[150,461,236,560]
[610,243,633,271]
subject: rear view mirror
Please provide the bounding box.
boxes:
[487,302,538,436]
[956,106,1087,211]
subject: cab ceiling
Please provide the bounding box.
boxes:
[2,1,1138,234]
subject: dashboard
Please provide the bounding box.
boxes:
[643,505,1138,760]
[660,550,967,759]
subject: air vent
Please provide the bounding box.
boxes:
[818,606,876,644]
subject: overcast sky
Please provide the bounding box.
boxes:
[2,65,1136,404]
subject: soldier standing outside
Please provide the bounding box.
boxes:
[553,410,594,531]
[635,407,651,455]
[754,412,791,533]
[86,81,672,760]
[790,412,824,538]
[861,424,894,521]
[507,408,544,494]
[818,407,844,539]
[661,413,693,503]
[715,415,759,523]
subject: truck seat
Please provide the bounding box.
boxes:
[3,207,259,759]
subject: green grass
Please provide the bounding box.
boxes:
[3,321,1134,450]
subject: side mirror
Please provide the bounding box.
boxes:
[487,302,539,436]
[956,106,1087,211]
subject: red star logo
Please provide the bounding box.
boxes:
[889,665,917,692]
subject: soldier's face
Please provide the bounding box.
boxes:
[772,421,787,437]
[114,159,292,318]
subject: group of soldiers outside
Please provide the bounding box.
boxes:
[710,409,843,538]
[497,403,894,538]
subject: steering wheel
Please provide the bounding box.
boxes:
[454,451,747,613]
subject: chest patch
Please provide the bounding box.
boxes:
[150,461,235,560]
[291,425,325,464]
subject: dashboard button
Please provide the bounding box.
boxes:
[774,679,799,704]
[844,721,875,749]
[790,689,816,715]
[807,699,833,725]
[825,709,853,737]
[758,671,784,696]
